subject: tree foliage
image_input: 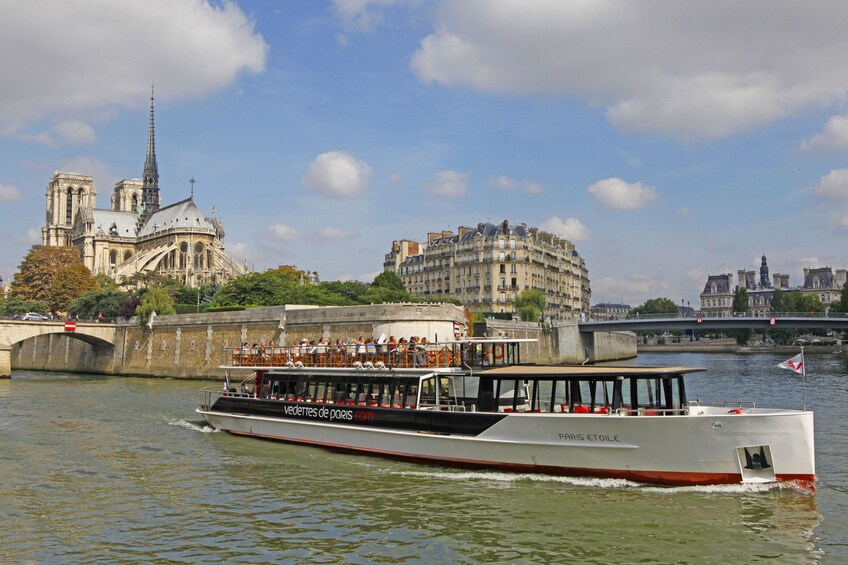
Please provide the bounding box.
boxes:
[514,288,546,322]
[732,287,750,313]
[211,268,419,309]
[136,286,176,326]
[1,296,49,316]
[769,289,824,314]
[49,263,99,312]
[10,246,84,307]
[630,297,679,316]
[67,289,130,319]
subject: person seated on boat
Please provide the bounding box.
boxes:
[366,337,377,360]
[407,337,420,366]
[240,383,250,396]
[387,336,398,362]
[357,336,367,362]
[317,337,328,363]
[414,337,430,367]
[308,340,318,365]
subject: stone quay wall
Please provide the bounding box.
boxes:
[11,304,637,377]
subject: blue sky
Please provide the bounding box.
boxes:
[2,0,848,307]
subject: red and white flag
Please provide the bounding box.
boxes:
[778,352,805,375]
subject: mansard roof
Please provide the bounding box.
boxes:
[138,198,214,238]
[702,274,732,295]
[803,267,834,289]
[92,209,138,237]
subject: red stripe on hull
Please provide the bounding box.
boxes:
[227,430,815,492]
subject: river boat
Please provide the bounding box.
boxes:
[197,339,815,491]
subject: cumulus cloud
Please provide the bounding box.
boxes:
[18,228,41,245]
[524,182,543,194]
[333,0,400,31]
[58,157,120,192]
[813,169,848,199]
[539,216,591,243]
[833,213,848,233]
[800,115,848,152]
[490,175,517,190]
[427,170,468,197]
[588,178,657,210]
[0,184,23,202]
[268,224,300,242]
[0,0,267,127]
[303,151,373,198]
[411,1,848,140]
[319,226,359,240]
[53,120,96,145]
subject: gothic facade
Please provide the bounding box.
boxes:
[41,94,247,287]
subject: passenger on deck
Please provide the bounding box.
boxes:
[415,337,429,367]
[357,336,367,362]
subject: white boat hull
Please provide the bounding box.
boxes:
[198,406,815,490]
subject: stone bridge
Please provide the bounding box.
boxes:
[0,320,116,377]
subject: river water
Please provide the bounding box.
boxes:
[1,352,846,563]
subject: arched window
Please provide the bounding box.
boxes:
[78,187,85,212]
[194,243,204,269]
[131,194,138,213]
[179,242,188,269]
[109,250,117,265]
[66,187,73,225]
[124,251,132,261]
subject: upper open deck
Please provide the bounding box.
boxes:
[222,339,536,371]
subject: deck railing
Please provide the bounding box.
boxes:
[223,343,465,370]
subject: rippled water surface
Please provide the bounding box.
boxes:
[1,352,845,563]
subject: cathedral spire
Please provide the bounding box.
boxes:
[139,86,160,227]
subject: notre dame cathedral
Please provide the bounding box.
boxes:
[41,93,247,287]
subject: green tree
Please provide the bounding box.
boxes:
[371,270,406,293]
[1,296,49,316]
[829,281,848,313]
[514,288,546,322]
[630,297,679,316]
[49,263,99,312]
[732,287,750,313]
[136,286,176,326]
[730,287,752,345]
[95,273,118,291]
[9,245,83,305]
[68,289,130,319]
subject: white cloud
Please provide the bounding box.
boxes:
[302,151,373,198]
[427,170,468,198]
[800,115,848,152]
[333,0,399,31]
[833,213,848,233]
[411,1,848,140]
[0,0,267,127]
[539,216,591,243]
[388,172,402,184]
[592,275,670,306]
[524,182,543,194]
[588,177,657,210]
[53,120,95,145]
[0,184,23,202]
[813,169,848,199]
[268,224,300,242]
[58,157,120,193]
[490,175,517,190]
[18,228,41,245]
[319,226,359,240]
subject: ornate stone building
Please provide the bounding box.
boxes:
[384,220,591,320]
[699,255,846,315]
[41,94,247,287]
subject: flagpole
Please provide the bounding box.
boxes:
[801,346,807,412]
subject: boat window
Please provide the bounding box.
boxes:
[420,376,437,406]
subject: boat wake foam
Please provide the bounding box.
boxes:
[392,470,787,493]
[166,417,219,433]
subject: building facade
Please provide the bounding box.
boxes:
[384,220,590,320]
[699,255,846,315]
[41,94,247,287]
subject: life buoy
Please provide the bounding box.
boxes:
[494,344,504,361]
[728,408,742,414]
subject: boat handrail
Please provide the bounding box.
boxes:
[221,340,521,370]
[613,406,690,416]
[688,400,756,409]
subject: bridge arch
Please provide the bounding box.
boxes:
[0,321,116,377]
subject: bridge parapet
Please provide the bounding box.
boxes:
[0,320,117,377]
